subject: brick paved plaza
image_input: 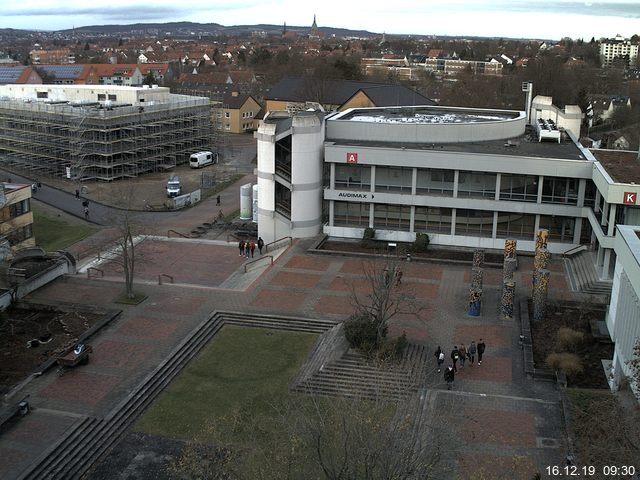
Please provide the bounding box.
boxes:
[0,222,572,478]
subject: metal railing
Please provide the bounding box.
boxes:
[562,244,588,258]
[158,274,174,285]
[244,255,273,273]
[167,229,189,238]
[265,236,292,253]
[87,267,104,279]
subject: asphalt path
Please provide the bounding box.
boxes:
[1,169,182,227]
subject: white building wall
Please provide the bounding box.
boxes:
[256,122,278,243]
[290,115,324,238]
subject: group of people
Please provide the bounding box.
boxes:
[238,237,264,258]
[383,266,403,287]
[434,339,486,390]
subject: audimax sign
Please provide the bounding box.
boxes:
[337,192,370,199]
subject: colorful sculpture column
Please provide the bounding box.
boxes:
[468,249,484,316]
[501,279,516,320]
[532,269,550,322]
[500,239,517,320]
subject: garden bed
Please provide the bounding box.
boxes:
[530,301,613,389]
[0,304,117,395]
[320,239,505,264]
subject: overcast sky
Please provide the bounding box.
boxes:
[1,0,639,40]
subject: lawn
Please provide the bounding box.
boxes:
[135,326,317,443]
[32,206,97,251]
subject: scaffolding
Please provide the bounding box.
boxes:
[0,94,213,181]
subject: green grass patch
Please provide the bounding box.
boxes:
[32,206,97,251]
[135,326,317,443]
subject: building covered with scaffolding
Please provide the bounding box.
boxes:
[0,84,213,181]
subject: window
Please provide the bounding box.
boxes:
[457,171,496,199]
[36,92,48,99]
[499,174,538,202]
[335,164,371,190]
[539,215,575,243]
[334,201,370,227]
[496,212,536,240]
[454,209,493,237]
[6,224,33,246]
[108,94,117,101]
[416,168,454,196]
[375,166,413,193]
[541,177,578,205]
[373,204,411,231]
[225,112,230,118]
[414,206,452,233]
[0,199,31,222]
[225,124,230,130]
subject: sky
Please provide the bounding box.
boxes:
[1,0,639,40]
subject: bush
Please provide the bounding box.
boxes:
[344,314,380,352]
[375,333,408,362]
[556,327,584,352]
[546,352,584,378]
[361,228,376,249]
[413,233,430,253]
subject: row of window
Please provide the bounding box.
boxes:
[334,165,581,205]
[6,224,33,246]
[0,199,31,222]
[332,201,575,242]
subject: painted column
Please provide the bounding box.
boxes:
[535,229,549,251]
[532,269,550,322]
[471,267,483,291]
[473,249,485,268]
[501,279,516,320]
[468,288,482,317]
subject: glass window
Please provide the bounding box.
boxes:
[457,171,496,199]
[375,166,413,193]
[541,177,578,205]
[373,204,411,231]
[334,201,370,227]
[416,168,454,196]
[335,164,371,190]
[539,215,575,243]
[499,174,538,202]
[496,212,536,240]
[454,209,494,237]
[584,180,596,208]
[414,206,452,233]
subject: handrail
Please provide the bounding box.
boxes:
[265,236,293,253]
[158,274,174,285]
[244,255,273,273]
[562,244,587,258]
[87,267,104,279]
[167,229,189,238]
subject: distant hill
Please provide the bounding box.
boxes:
[57,21,377,38]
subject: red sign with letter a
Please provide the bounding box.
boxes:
[346,152,358,164]
[623,192,637,205]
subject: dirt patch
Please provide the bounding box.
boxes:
[0,306,110,395]
[530,302,613,389]
[320,240,504,264]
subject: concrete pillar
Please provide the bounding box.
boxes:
[537,175,544,203]
[410,205,415,233]
[602,249,611,280]
[573,217,582,244]
[453,170,459,198]
[330,162,335,190]
[492,212,498,238]
[369,202,375,228]
[577,179,586,207]
[370,165,376,193]
[450,209,456,236]
[495,173,501,201]
[329,200,334,226]
[534,215,541,241]
[607,204,617,236]
[411,167,417,195]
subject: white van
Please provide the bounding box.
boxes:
[166,175,181,197]
[189,151,216,169]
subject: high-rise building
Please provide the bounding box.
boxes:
[599,35,639,67]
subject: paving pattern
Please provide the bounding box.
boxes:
[0,199,576,479]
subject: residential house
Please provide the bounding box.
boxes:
[0,66,43,84]
[221,92,261,133]
[588,95,632,125]
[29,48,75,65]
[265,77,435,113]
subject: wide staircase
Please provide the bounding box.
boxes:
[291,340,429,401]
[563,250,613,297]
[17,311,337,480]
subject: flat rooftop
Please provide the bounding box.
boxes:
[590,149,640,184]
[328,129,588,161]
[339,107,518,124]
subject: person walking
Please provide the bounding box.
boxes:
[238,239,245,256]
[434,346,444,373]
[458,343,467,369]
[216,195,221,206]
[444,365,455,390]
[257,237,264,255]
[245,240,250,258]
[83,206,89,220]
[75,188,80,200]
[468,341,477,367]
[451,346,460,372]
[249,239,256,258]
[394,268,403,286]
[477,339,486,365]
